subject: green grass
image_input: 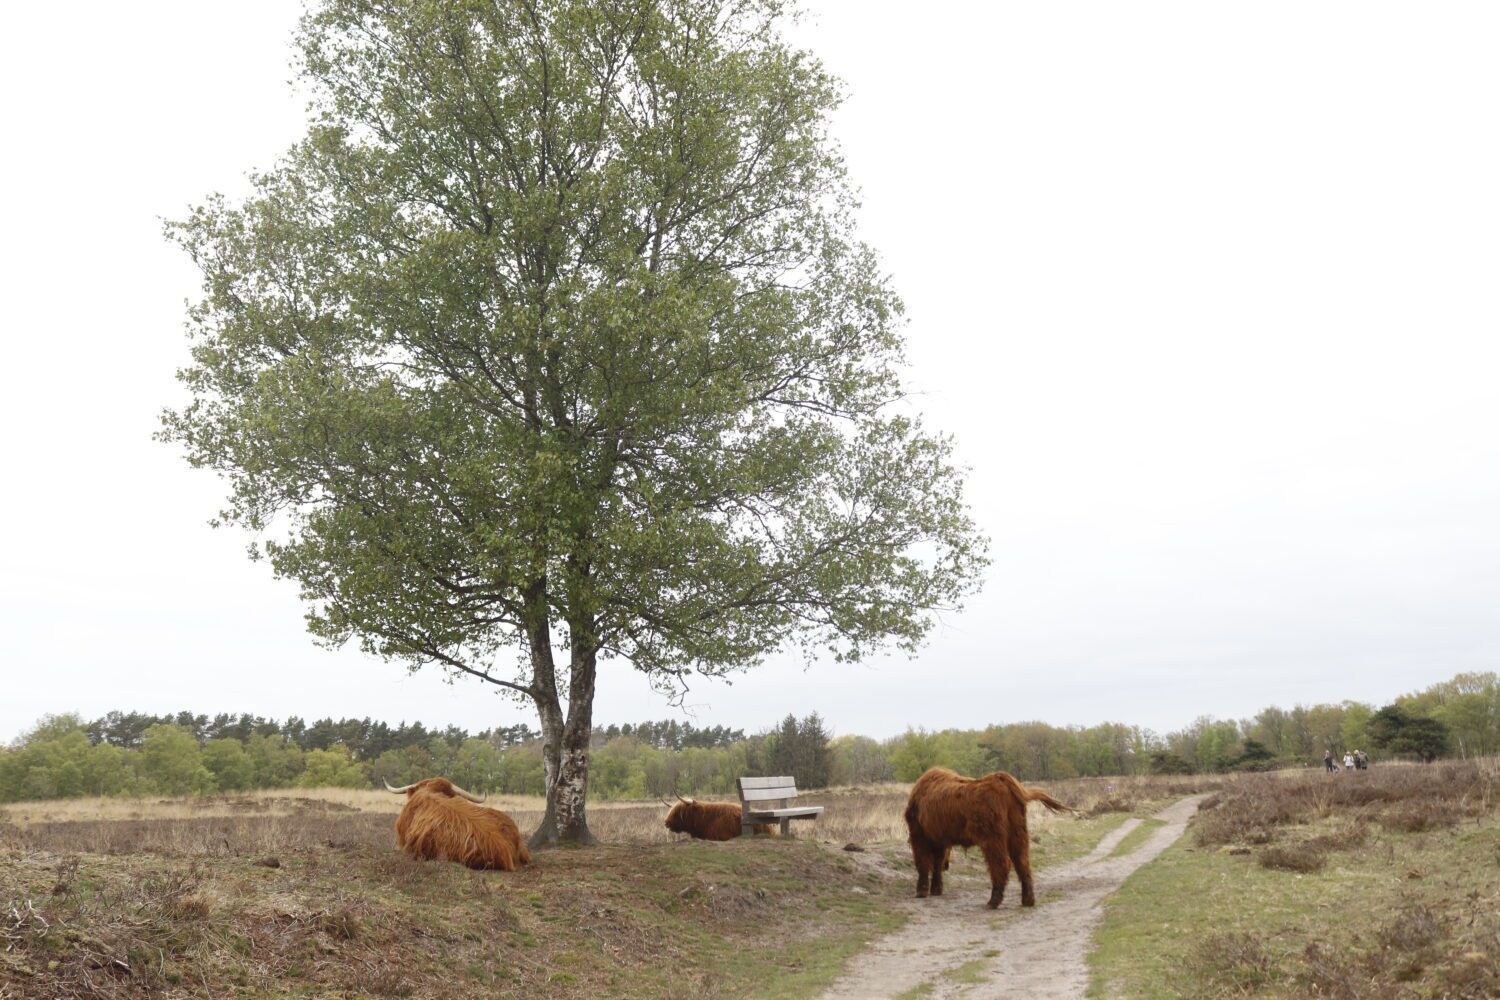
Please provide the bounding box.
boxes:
[944,958,990,984]
[1107,817,1165,858]
[1088,813,1500,999]
[1030,811,1136,868]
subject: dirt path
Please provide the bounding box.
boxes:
[819,795,1207,1000]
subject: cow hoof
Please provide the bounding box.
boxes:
[916,890,929,899]
[930,886,943,897]
[1022,898,1036,908]
[986,899,1001,910]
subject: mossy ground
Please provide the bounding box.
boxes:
[1,837,901,999]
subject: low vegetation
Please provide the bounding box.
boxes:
[1089,759,1500,999]
[0,835,902,999]
[0,773,1211,998]
[0,794,912,999]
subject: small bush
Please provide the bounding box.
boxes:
[319,906,362,941]
[1299,942,1402,1000]
[1258,844,1327,873]
[1083,796,1135,817]
[1441,951,1500,999]
[1376,901,1442,953]
[1305,821,1369,854]
[1377,804,1461,833]
[1187,930,1280,993]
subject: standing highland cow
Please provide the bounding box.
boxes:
[904,767,1072,908]
[388,778,530,871]
[663,797,774,841]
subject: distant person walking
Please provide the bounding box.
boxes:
[1343,752,1355,773]
[1356,750,1369,770]
[1324,750,1337,773]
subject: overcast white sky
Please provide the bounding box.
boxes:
[2,2,1497,744]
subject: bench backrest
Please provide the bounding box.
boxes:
[738,775,799,808]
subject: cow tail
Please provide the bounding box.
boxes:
[1024,787,1074,814]
[992,771,1074,813]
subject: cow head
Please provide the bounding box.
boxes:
[662,795,698,833]
[385,777,486,803]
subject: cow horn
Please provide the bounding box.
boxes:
[449,783,487,804]
[384,781,418,793]
[677,795,695,804]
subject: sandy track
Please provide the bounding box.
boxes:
[819,795,1207,1000]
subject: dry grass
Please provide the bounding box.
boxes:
[0,786,651,826]
[1194,759,1498,849]
[0,772,1230,858]
[1091,757,1500,1000]
[0,770,1229,998]
[0,836,902,999]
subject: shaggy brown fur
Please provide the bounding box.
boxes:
[394,778,531,871]
[663,799,774,841]
[904,766,1072,908]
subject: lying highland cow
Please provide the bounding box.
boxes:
[904,766,1072,908]
[663,796,774,841]
[387,778,530,871]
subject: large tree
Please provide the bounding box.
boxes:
[1367,705,1449,764]
[163,0,987,845]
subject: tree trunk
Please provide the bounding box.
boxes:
[521,578,596,847]
[528,696,572,848]
[530,726,595,846]
[526,615,599,847]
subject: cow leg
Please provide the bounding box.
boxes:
[930,846,952,896]
[911,837,936,898]
[981,843,1012,909]
[1009,825,1036,907]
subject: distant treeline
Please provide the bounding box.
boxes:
[1,672,1494,804]
[0,710,811,804]
[79,712,742,758]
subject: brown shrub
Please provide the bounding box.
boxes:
[1377,803,1461,833]
[1441,950,1500,999]
[1257,843,1327,873]
[1304,821,1369,854]
[1195,761,1497,848]
[1376,900,1442,953]
[1187,930,1280,994]
[1299,942,1403,1000]
[1083,796,1136,817]
[318,905,362,941]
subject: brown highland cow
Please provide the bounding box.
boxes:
[663,797,774,840]
[904,766,1071,908]
[387,777,531,871]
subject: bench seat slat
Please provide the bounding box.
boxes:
[739,776,798,790]
[744,806,824,819]
[741,786,802,802]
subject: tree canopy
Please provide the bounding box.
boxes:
[1367,705,1450,763]
[163,0,987,843]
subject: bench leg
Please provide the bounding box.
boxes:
[780,817,791,836]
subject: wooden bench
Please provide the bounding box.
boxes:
[738,776,824,836]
